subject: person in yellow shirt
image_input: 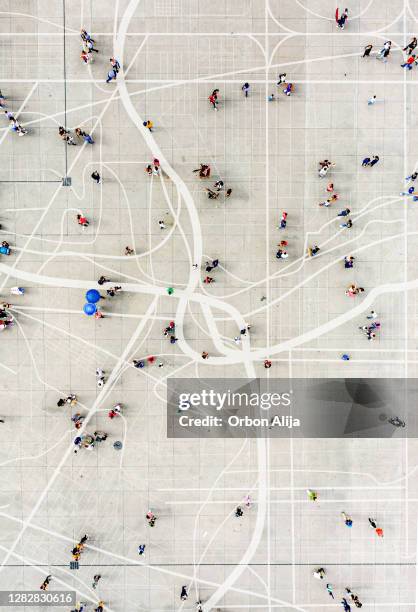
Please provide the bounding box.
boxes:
[143,119,154,131]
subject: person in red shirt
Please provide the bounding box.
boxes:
[209,94,218,110]
[76,214,89,227]
[368,517,384,537]
[401,54,416,70]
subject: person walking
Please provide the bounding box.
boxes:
[401,54,416,69]
[106,68,117,83]
[40,575,52,590]
[208,93,217,109]
[279,211,287,229]
[206,188,219,199]
[368,517,384,537]
[341,511,353,527]
[133,359,145,368]
[338,208,351,217]
[363,44,373,57]
[86,39,99,53]
[208,92,218,110]
[341,597,351,612]
[283,82,294,96]
[362,329,376,340]
[80,29,94,43]
[143,119,154,131]
[346,284,359,297]
[344,255,355,268]
[362,157,371,166]
[110,57,120,72]
[108,404,122,419]
[307,246,320,257]
[276,249,288,259]
[91,171,101,183]
[180,586,188,600]
[404,37,417,53]
[350,593,363,608]
[242,82,250,97]
[146,510,157,526]
[77,214,89,228]
[367,95,377,105]
[370,155,380,167]
[307,489,318,501]
[138,544,146,555]
[319,195,338,207]
[406,171,418,182]
[367,310,378,319]
[92,575,101,589]
[79,534,89,546]
[326,584,335,599]
[10,286,25,295]
[313,568,326,579]
[75,128,94,144]
[336,7,348,28]
[94,431,108,442]
[80,49,91,64]
[193,163,211,178]
[377,40,391,61]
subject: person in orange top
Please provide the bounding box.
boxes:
[143,119,154,131]
[368,517,384,537]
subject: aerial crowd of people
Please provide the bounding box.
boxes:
[0,12,410,609]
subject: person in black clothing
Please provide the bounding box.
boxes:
[404,37,417,53]
[363,44,373,57]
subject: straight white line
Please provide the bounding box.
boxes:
[166,499,412,505]
[1,78,418,84]
[158,486,405,491]
[213,605,415,609]
[268,358,418,364]
[1,31,418,36]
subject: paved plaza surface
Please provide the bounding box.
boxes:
[0,0,418,610]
